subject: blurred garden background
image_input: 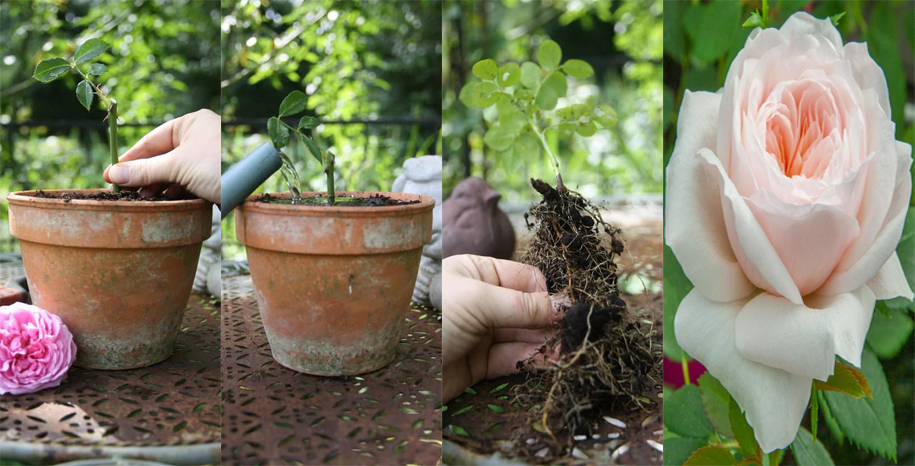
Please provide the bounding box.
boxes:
[662,2,915,466]
[220,0,442,260]
[0,0,221,252]
[443,0,663,203]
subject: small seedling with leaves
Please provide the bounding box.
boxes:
[33,38,121,192]
[267,91,336,203]
[460,40,617,189]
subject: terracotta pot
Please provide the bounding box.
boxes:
[235,191,434,375]
[6,189,211,370]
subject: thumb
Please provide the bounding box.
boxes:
[105,155,175,188]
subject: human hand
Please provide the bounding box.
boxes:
[103,109,221,204]
[443,254,561,403]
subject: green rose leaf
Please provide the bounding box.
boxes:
[683,445,737,466]
[822,347,896,461]
[791,427,835,466]
[885,206,913,312]
[698,373,733,438]
[33,57,72,82]
[663,384,715,439]
[663,244,693,360]
[520,61,542,89]
[664,437,707,466]
[302,135,323,163]
[497,63,520,87]
[537,40,561,70]
[298,116,320,130]
[562,59,594,79]
[483,126,515,151]
[743,11,765,28]
[278,90,308,117]
[866,303,914,358]
[815,361,872,399]
[267,116,289,149]
[830,11,846,27]
[87,63,107,76]
[472,59,499,81]
[534,72,566,110]
[74,38,109,64]
[470,82,500,108]
[75,80,93,111]
[729,395,757,458]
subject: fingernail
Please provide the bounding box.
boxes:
[109,165,129,184]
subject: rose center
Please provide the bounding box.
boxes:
[762,80,842,179]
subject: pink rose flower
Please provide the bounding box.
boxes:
[666,12,913,452]
[0,302,76,395]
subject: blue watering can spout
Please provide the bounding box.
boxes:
[220,142,282,219]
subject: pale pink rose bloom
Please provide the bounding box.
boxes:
[0,302,77,395]
[667,12,913,452]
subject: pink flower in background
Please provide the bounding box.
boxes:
[0,302,76,395]
[667,12,913,452]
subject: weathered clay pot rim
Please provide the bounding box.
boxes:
[7,189,210,213]
[238,191,434,217]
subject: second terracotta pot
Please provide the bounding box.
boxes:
[7,190,212,370]
[235,191,434,376]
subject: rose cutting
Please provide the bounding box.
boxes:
[0,302,76,395]
[666,12,913,453]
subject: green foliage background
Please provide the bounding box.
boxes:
[0,0,221,251]
[220,0,442,260]
[443,0,663,203]
[662,2,915,465]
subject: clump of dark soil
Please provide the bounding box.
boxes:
[515,178,660,451]
[256,192,420,207]
[30,190,186,202]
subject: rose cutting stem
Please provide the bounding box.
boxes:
[108,100,120,192]
[681,354,691,385]
[810,383,819,439]
[528,119,564,190]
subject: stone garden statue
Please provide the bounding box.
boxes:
[393,156,442,310]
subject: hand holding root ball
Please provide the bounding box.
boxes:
[104,109,221,204]
[442,254,562,403]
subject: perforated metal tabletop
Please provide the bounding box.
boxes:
[220,274,443,465]
[0,260,221,465]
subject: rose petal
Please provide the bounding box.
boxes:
[778,11,844,52]
[666,93,756,303]
[844,42,891,117]
[866,252,914,301]
[698,149,804,304]
[745,189,860,296]
[820,141,913,295]
[675,288,811,453]
[734,286,875,381]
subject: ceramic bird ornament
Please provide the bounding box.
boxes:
[442,177,516,260]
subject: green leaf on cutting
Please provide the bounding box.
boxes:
[663,436,707,466]
[519,61,542,89]
[497,63,520,87]
[302,135,322,163]
[537,40,561,70]
[33,57,71,82]
[483,126,515,151]
[74,38,108,63]
[75,80,93,111]
[472,59,499,81]
[298,116,320,130]
[87,63,107,75]
[562,59,594,79]
[278,90,308,117]
[534,72,566,110]
[267,117,289,149]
